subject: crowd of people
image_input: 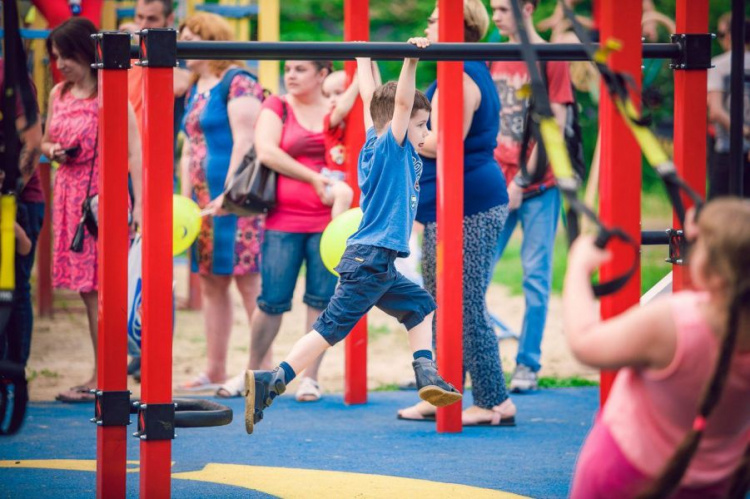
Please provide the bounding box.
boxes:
[1,0,748,495]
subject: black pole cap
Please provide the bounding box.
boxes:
[92,31,131,70]
[138,28,178,68]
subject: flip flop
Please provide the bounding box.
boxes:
[56,386,95,403]
[178,372,223,392]
[462,401,517,427]
[215,372,245,399]
[396,401,436,422]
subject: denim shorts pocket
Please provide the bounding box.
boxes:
[334,257,362,282]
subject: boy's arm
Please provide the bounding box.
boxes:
[356,57,376,130]
[329,76,360,129]
[390,57,418,145]
[372,60,383,86]
[391,37,429,144]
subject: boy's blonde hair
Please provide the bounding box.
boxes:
[370,82,431,133]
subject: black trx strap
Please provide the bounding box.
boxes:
[0,0,37,436]
[510,0,638,297]
[560,0,704,228]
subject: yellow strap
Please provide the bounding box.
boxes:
[615,99,670,167]
[539,118,576,180]
[0,195,17,290]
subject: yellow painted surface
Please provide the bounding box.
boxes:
[258,0,280,93]
[28,7,50,115]
[0,460,143,473]
[101,0,119,31]
[0,460,527,498]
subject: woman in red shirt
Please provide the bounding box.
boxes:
[220,60,336,402]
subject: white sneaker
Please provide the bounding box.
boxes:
[510,365,538,393]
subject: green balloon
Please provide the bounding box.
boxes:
[173,195,202,257]
[320,208,363,276]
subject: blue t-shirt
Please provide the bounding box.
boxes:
[347,126,422,257]
[416,61,508,224]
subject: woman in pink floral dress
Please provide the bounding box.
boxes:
[177,13,265,394]
[41,18,143,402]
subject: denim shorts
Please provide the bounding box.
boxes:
[257,230,338,314]
[313,244,437,346]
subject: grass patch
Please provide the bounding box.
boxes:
[372,383,401,392]
[27,369,60,382]
[367,324,391,341]
[536,376,599,388]
[40,369,60,378]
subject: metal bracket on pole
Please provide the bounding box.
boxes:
[138,28,178,67]
[669,33,712,70]
[667,229,687,265]
[92,31,131,70]
[91,390,132,427]
[133,403,176,440]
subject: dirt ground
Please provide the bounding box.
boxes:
[26,263,596,402]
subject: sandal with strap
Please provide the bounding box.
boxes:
[462,400,517,427]
[295,377,322,402]
[178,372,223,392]
[396,400,436,422]
[215,372,246,399]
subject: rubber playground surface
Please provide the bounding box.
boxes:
[0,387,598,498]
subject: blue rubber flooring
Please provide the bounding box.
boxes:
[0,388,599,498]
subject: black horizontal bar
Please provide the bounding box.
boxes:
[129,41,679,61]
[641,230,670,245]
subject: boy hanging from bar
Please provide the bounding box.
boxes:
[244,38,462,434]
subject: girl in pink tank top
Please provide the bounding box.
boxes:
[563,198,750,499]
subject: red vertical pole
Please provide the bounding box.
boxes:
[36,161,53,317]
[598,0,642,405]
[343,0,369,405]
[435,0,463,433]
[139,30,175,499]
[95,34,131,499]
[672,0,708,291]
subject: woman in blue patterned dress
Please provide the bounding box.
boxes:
[177,12,266,392]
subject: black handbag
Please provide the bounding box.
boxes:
[221,101,287,216]
[70,136,98,253]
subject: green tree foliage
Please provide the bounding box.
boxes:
[276,0,744,188]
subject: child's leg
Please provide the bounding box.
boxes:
[406,314,462,408]
[245,330,330,435]
[376,275,462,408]
[284,330,331,375]
[407,311,434,353]
[245,244,381,434]
[330,181,353,219]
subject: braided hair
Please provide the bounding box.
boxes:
[638,198,750,499]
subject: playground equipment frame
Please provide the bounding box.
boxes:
[90,0,707,496]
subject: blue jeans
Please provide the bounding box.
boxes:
[2,201,45,365]
[257,230,337,315]
[493,188,560,372]
[313,244,436,346]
